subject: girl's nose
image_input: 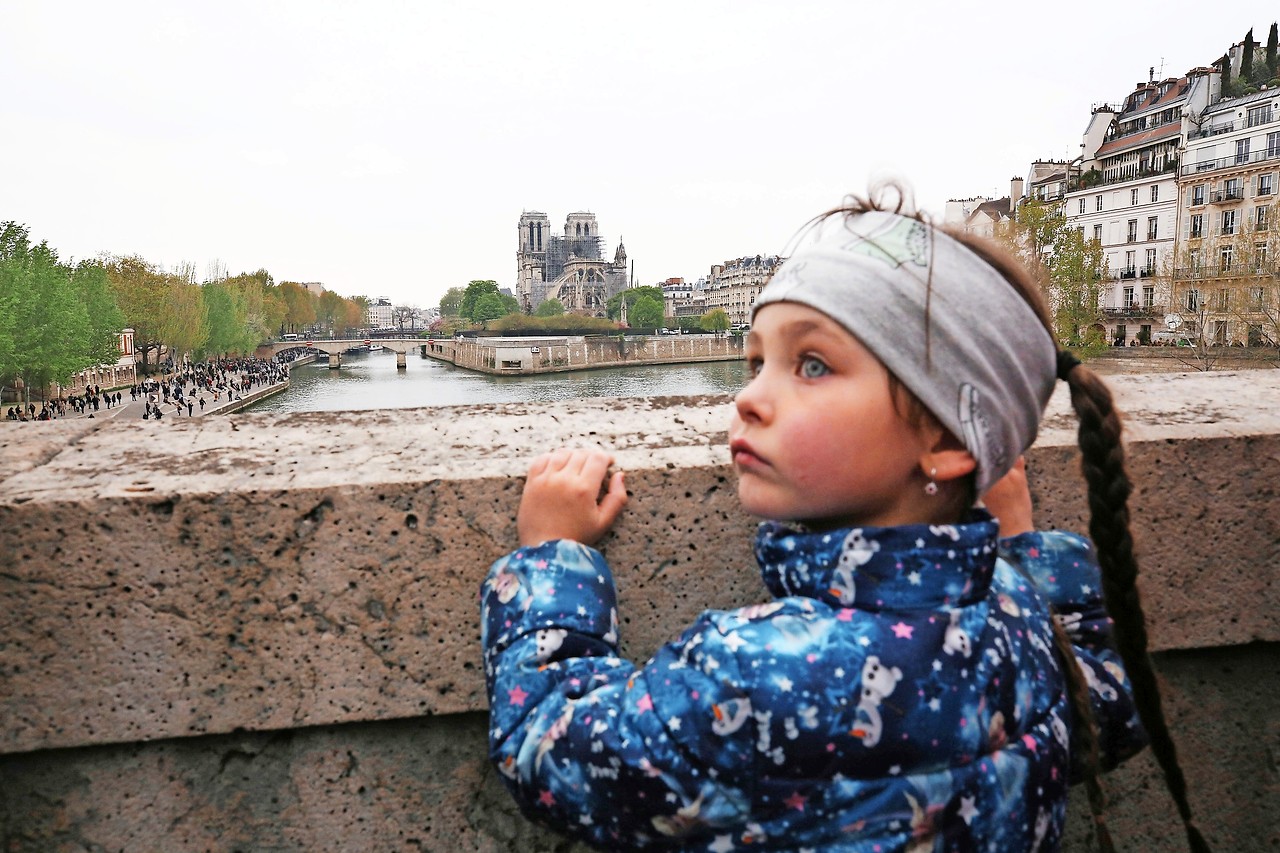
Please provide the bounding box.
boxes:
[734,372,771,422]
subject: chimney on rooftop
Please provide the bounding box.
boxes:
[1010,177,1024,212]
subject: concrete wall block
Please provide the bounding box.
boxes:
[2,642,1273,852]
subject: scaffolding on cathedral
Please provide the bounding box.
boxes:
[542,233,606,284]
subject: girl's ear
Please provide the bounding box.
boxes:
[919,425,977,483]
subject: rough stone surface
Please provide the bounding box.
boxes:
[1,644,1273,852]
[0,370,1278,850]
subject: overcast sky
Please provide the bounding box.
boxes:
[2,2,1270,310]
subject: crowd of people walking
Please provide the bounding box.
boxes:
[4,356,293,424]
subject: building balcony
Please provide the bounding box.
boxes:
[1182,146,1280,176]
[1103,305,1164,318]
[1210,188,1245,204]
[1118,268,1138,279]
[1187,122,1235,141]
[1140,267,1157,277]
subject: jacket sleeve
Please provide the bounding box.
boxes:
[999,530,1148,773]
[481,540,757,849]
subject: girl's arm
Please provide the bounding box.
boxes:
[482,448,754,847]
[986,458,1147,771]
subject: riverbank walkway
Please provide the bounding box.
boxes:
[6,356,309,425]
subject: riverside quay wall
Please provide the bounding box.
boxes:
[424,333,743,374]
[1,371,1277,852]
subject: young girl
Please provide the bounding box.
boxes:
[481,193,1207,852]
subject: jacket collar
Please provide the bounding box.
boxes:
[753,510,1000,611]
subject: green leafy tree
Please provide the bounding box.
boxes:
[201,282,244,357]
[997,200,1107,353]
[316,290,346,336]
[500,293,520,315]
[104,254,168,374]
[279,281,317,334]
[701,308,730,335]
[439,286,466,318]
[1267,23,1278,78]
[534,298,565,317]
[158,275,209,365]
[1243,28,1256,83]
[474,291,508,322]
[0,224,125,398]
[460,280,501,322]
[607,285,665,321]
[630,295,665,328]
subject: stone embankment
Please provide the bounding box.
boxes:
[424,333,743,374]
[0,370,1276,851]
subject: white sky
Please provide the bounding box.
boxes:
[2,1,1271,310]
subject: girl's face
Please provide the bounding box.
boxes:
[730,302,936,530]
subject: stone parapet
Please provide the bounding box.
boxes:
[424,333,743,374]
[1,370,1277,851]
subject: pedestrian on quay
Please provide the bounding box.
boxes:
[481,187,1208,853]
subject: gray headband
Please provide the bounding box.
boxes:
[753,210,1056,495]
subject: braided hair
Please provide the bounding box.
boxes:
[803,187,1208,851]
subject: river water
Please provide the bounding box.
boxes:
[243,349,749,413]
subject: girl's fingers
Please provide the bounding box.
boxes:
[579,449,614,486]
[597,470,628,524]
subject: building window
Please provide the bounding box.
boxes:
[1143,285,1155,308]
[1248,104,1273,127]
[1190,213,1204,238]
[1237,138,1252,164]
[1187,289,1200,311]
[1193,185,1205,205]
[1190,248,1201,272]
[1123,285,1135,306]
[1269,131,1280,157]
[1151,185,1160,203]
[1220,245,1234,271]
[1078,198,1086,214]
[1225,178,1243,199]
[1258,205,1270,230]
[1256,243,1269,272]
[1125,250,1135,273]
[1095,195,1103,211]
[1147,216,1159,240]
[1127,219,1138,242]
[1251,286,1266,309]
[1216,287,1230,310]
[1114,324,1127,345]
[1145,248,1157,273]
[1213,320,1228,345]
[1259,174,1274,196]
[1093,224,1103,243]
[1131,188,1139,205]
[1223,209,1237,235]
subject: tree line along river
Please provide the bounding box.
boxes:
[242,349,750,413]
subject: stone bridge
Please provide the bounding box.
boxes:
[0,371,1276,851]
[259,338,425,369]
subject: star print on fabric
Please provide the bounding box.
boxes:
[636,693,654,713]
[668,716,682,731]
[508,686,529,706]
[957,795,979,825]
[538,789,556,807]
[784,791,807,811]
[908,571,922,585]
[723,632,748,652]
[777,676,794,692]
[892,622,914,639]
[709,835,735,853]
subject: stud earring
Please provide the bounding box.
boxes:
[924,467,938,496]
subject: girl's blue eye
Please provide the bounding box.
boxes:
[800,356,829,378]
[746,358,763,378]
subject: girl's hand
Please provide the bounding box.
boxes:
[982,456,1034,539]
[517,448,628,547]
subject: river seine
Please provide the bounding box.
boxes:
[243,349,749,414]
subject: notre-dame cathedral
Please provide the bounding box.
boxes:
[515,211,630,316]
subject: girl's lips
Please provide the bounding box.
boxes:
[730,439,766,467]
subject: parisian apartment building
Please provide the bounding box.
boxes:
[958,27,1280,348]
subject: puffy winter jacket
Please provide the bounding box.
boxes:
[481,511,1144,851]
